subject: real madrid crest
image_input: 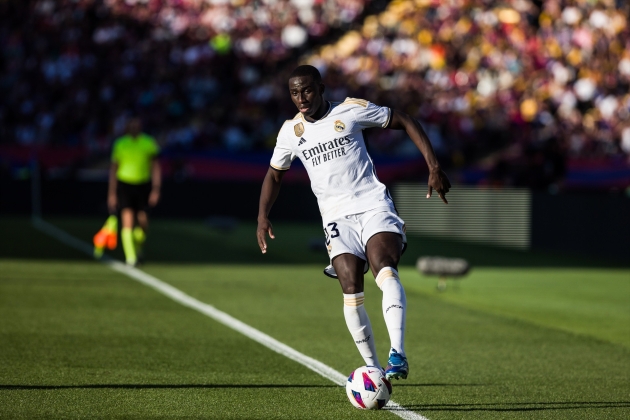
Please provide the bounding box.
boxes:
[294,122,304,137]
[334,120,346,132]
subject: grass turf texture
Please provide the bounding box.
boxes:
[1,217,629,419]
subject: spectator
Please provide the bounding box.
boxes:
[305,0,630,186]
[1,0,628,190]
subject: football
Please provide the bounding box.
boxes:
[345,366,392,409]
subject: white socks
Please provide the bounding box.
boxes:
[343,293,381,369]
[342,267,407,367]
[375,267,406,356]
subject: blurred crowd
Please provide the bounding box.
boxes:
[0,0,375,161]
[104,0,370,54]
[306,0,630,187]
[1,0,629,189]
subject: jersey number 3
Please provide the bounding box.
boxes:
[324,222,340,245]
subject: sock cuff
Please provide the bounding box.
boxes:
[375,267,399,288]
[343,292,365,307]
[132,226,146,242]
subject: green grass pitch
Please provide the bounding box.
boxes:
[1,217,629,419]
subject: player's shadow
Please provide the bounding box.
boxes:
[0,384,338,390]
[389,401,630,412]
[392,383,484,387]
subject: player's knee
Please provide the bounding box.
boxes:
[338,276,363,294]
[375,266,400,290]
[336,266,363,293]
[370,259,398,277]
[121,210,135,228]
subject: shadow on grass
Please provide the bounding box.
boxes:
[2,217,627,268]
[391,401,630,412]
[0,384,339,390]
[392,383,485,387]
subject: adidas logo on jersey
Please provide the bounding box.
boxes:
[298,137,307,146]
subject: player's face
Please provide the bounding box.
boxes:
[288,76,325,121]
[128,119,142,136]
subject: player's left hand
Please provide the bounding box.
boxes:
[257,217,275,254]
[149,188,160,207]
[427,167,451,204]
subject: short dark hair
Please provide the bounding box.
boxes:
[289,65,322,83]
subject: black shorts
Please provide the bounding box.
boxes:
[117,181,151,211]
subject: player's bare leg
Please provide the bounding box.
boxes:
[334,253,365,294]
[333,253,382,370]
[366,232,409,380]
[137,210,149,232]
[120,208,137,266]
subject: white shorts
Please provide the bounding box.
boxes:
[322,206,407,275]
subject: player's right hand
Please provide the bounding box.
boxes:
[256,217,275,254]
[108,194,117,213]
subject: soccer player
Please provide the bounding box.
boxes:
[256,65,451,380]
[108,118,161,266]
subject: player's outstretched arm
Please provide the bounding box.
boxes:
[257,167,285,254]
[388,109,451,204]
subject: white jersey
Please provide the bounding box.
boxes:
[270,97,394,220]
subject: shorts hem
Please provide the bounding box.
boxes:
[322,204,394,224]
[363,229,407,247]
[330,250,367,263]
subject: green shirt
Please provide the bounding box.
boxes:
[111,133,159,184]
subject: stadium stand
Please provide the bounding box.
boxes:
[1,0,629,189]
[305,0,630,187]
[104,0,372,54]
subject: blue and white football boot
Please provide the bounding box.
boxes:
[385,348,409,380]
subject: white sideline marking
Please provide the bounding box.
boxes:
[33,218,428,420]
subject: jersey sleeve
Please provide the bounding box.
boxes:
[348,99,392,129]
[269,127,296,171]
[148,137,160,157]
[111,139,121,163]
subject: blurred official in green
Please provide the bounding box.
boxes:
[108,118,161,266]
